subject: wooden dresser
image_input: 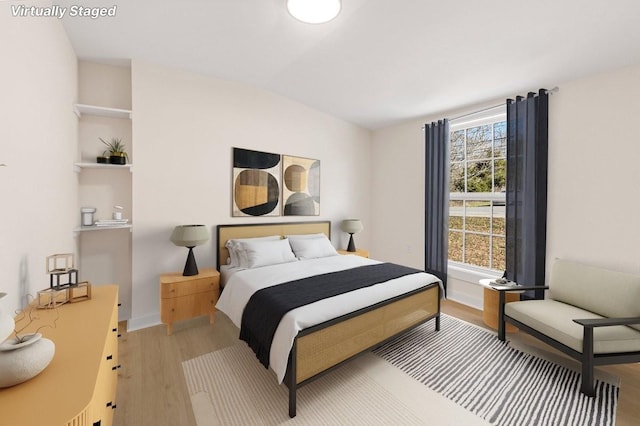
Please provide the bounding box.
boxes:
[0,285,119,426]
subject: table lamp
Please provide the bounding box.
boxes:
[340,219,363,252]
[170,225,209,276]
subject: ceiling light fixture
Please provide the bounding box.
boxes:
[287,0,341,24]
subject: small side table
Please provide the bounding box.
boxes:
[337,249,370,258]
[160,268,220,335]
[479,278,519,332]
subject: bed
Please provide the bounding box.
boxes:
[215,221,442,417]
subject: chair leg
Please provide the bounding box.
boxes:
[581,327,595,397]
[497,291,506,341]
[581,362,595,397]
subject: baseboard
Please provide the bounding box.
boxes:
[447,291,482,311]
[127,312,161,332]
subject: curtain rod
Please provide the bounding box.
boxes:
[449,103,505,122]
[422,104,503,129]
[422,86,559,129]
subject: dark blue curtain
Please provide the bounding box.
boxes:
[424,119,450,293]
[506,90,549,299]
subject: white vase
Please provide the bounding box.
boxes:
[0,333,55,388]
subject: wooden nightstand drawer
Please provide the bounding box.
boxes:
[161,276,219,298]
[162,295,217,322]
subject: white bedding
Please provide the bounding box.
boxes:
[215,255,441,383]
[219,264,240,288]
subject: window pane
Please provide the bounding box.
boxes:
[492,236,506,271]
[465,200,491,233]
[492,203,505,235]
[449,200,463,230]
[493,158,506,192]
[465,234,490,268]
[466,160,492,192]
[493,121,506,158]
[450,162,465,193]
[466,125,491,160]
[450,130,465,162]
[448,230,463,262]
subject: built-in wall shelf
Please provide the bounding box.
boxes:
[75,63,133,324]
[74,224,133,234]
[73,103,132,119]
[73,162,133,173]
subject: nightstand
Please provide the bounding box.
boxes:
[337,249,370,258]
[479,278,519,332]
[160,268,220,335]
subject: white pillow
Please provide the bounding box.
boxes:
[288,235,338,259]
[226,235,280,268]
[225,240,240,266]
[239,238,297,269]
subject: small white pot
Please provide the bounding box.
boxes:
[0,333,55,388]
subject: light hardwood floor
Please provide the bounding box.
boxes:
[114,300,640,426]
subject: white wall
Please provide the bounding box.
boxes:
[129,60,372,329]
[546,64,640,275]
[0,6,78,314]
[371,64,640,309]
[78,61,132,111]
[370,119,425,267]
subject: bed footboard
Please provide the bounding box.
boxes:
[285,283,440,417]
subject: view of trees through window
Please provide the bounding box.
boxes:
[449,119,506,271]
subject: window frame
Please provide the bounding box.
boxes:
[448,110,506,275]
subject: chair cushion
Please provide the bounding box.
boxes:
[549,259,640,331]
[506,299,640,354]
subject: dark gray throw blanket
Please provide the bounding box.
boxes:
[239,262,423,368]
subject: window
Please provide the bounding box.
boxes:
[448,110,506,271]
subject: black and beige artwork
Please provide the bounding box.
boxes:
[282,155,320,216]
[232,148,320,217]
[232,148,281,217]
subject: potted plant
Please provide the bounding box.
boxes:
[99,137,129,165]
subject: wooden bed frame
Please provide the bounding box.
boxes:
[216,221,441,418]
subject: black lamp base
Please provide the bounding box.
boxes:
[183,247,199,276]
[346,234,356,252]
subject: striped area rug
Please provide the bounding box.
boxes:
[374,314,619,426]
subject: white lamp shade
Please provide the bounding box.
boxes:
[341,219,363,234]
[287,0,341,24]
[170,225,210,247]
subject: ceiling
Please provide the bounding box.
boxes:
[59,0,640,129]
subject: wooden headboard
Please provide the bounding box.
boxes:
[216,221,331,269]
